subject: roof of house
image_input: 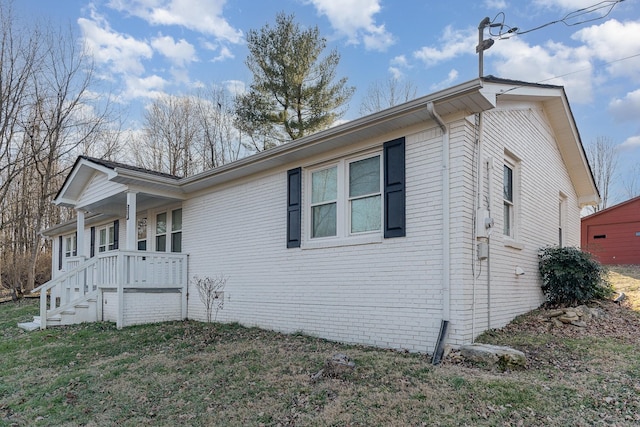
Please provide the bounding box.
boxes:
[79,156,182,180]
[52,76,600,212]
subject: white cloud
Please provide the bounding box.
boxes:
[151,34,197,66]
[78,12,152,75]
[212,46,234,62]
[609,89,640,122]
[572,19,640,82]
[534,0,601,9]
[122,75,168,100]
[430,69,460,91]
[413,26,476,67]
[223,80,246,97]
[484,0,508,8]
[107,0,243,43]
[306,0,395,51]
[489,38,594,103]
[619,135,640,150]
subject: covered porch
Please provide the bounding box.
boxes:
[19,157,189,331]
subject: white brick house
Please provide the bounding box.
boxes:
[24,77,599,353]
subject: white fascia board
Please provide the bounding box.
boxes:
[179,78,487,193]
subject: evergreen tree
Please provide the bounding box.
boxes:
[235,13,354,150]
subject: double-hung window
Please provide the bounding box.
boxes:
[155,208,182,252]
[64,234,77,258]
[309,153,382,240]
[503,153,520,243]
[98,224,115,253]
[503,164,514,237]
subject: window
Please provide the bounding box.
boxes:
[64,234,77,258]
[349,156,381,233]
[287,137,405,249]
[98,224,115,253]
[503,164,514,237]
[137,217,147,250]
[309,154,382,240]
[155,212,167,251]
[558,195,566,247]
[171,208,182,252]
[502,153,520,241]
[311,166,338,238]
[155,209,182,252]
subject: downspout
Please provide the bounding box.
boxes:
[428,102,450,364]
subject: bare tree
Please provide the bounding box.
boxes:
[135,88,244,176]
[359,77,418,115]
[0,5,113,292]
[585,136,619,213]
[194,85,242,169]
[622,163,640,200]
[137,94,199,177]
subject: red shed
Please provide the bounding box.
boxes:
[581,196,640,265]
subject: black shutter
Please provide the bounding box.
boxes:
[58,236,63,270]
[73,232,78,256]
[90,227,95,257]
[287,167,302,248]
[113,220,119,250]
[384,137,406,238]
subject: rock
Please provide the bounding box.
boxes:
[551,318,564,328]
[574,305,592,321]
[460,344,527,371]
[570,320,587,327]
[543,309,566,318]
[324,353,355,377]
[558,315,579,324]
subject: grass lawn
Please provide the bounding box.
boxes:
[1,266,640,426]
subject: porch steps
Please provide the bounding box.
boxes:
[17,296,96,331]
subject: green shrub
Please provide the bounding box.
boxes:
[538,246,613,306]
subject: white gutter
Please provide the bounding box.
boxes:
[427,102,449,322]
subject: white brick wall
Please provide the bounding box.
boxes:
[465,104,583,336]
[185,127,446,353]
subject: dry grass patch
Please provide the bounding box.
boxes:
[2,267,640,426]
[608,265,640,310]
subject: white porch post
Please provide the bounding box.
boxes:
[126,191,137,250]
[76,210,85,257]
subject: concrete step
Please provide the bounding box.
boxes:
[17,321,40,331]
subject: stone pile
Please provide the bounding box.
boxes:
[542,305,605,328]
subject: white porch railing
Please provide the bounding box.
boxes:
[33,251,188,329]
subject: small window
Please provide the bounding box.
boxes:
[503,164,514,237]
[98,224,115,252]
[171,208,182,252]
[594,234,607,239]
[155,209,182,252]
[156,212,167,251]
[64,234,77,258]
[137,217,147,251]
[636,232,640,237]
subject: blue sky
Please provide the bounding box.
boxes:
[14,0,640,203]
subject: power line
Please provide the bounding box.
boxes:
[487,0,626,39]
[536,52,640,84]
